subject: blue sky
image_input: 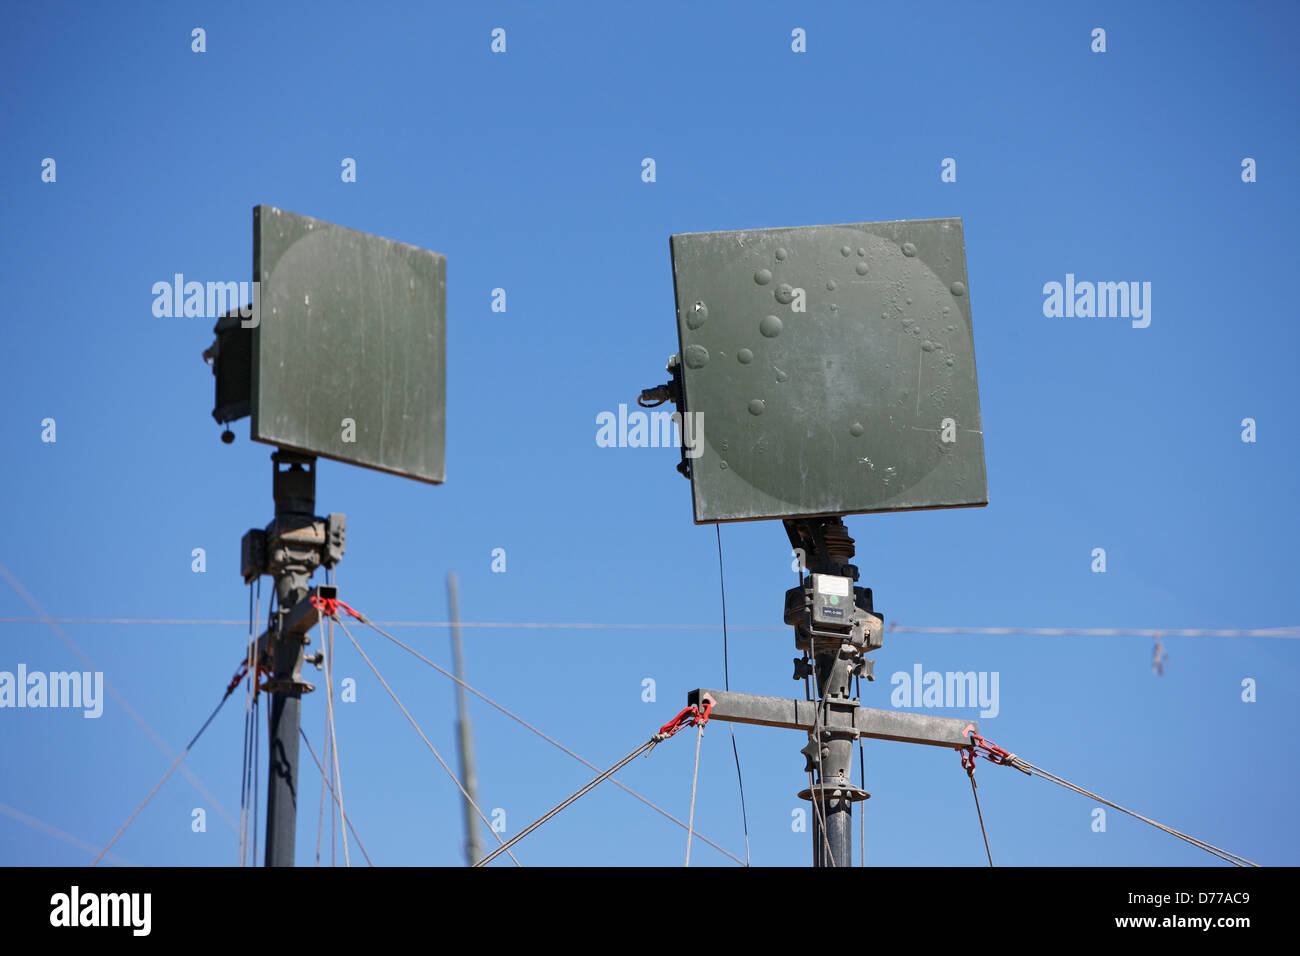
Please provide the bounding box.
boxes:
[1,1,1297,867]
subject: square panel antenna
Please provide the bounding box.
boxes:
[668,218,986,523]
[209,206,446,484]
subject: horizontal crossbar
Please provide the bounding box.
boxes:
[687,688,974,748]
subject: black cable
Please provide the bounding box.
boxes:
[252,690,261,866]
[251,578,265,867]
[857,673,866,867]
[968,768,993,866]
[715,525,751,866]
[239,582,253,866]
[91,681,239,866]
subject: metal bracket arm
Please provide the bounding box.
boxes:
[687,688,975,748]
[283,585,336,636]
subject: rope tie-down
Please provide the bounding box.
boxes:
[473,694,717,867]
[956,727,1257,867]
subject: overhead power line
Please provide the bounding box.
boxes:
[2,617,1297,638]
[0,566,239,834]
[0,801,132,867]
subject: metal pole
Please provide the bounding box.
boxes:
[447,572,483,866]
[810,741,855,867]
[808,657,856,868]
[811,799,853,866]
[263,451,317,867]
[788,515,873,868]
[264,650,303,866]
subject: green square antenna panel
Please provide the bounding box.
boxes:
[669,218,986,523]
[212,206,446,484]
